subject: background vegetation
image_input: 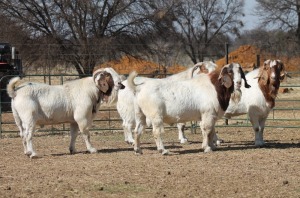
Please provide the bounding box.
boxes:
[0,0,299,75]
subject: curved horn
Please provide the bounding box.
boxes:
[190,62,203,78]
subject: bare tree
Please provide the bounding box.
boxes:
[0,0,153,75]
[0,0,248,74]
[134,0,185,70]
[255,0,300,43]
[173,0,245,63]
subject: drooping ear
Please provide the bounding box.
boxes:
[98,73,109,93]
[277,60,286,81]
[218,65,233,88]
[259,69,269,86]
[94,71,114,93]
[221,74,232,88]
[280,73,286,81]
[263,60,270,69]
[255,61,270,85]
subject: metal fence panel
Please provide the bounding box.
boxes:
[0,73,299,137]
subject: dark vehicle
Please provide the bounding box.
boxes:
[0,43,22,111]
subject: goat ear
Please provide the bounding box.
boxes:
[221,74,232,88]
[280,73,286,81]
[99,79,110,93]
[98,74,109,93]
[263,60,270,69]
[94,72,110,93]
[278,60,286,81]
[259,69,269,86]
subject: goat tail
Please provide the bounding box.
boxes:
[127,71,138,94]
[7,77,21,98]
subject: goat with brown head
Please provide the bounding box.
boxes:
[94,71,113,102]
[93,68,125,111]
[256,60,286,108]
[191,61,217,77]
[209,63,250,111]
[223,59,288,148]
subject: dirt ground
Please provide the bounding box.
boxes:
[0,71,299,198]
[0,126,299,198]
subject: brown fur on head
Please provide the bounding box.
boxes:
[93,71,115,102]
[195,63,210,74]
[257,59,286,108]
[209,64,236,111]
[191,61,215,78]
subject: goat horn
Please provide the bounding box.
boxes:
[191,64,201,78]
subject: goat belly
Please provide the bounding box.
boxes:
[163,114,200,124]
[36,111,75,125]
[163,108,201,124]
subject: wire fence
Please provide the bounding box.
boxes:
[0,72,300,137]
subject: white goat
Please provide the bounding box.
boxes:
[224,59,287,146]
[127,63,249,155]
[7,68,125,158]
[117,61,217,144]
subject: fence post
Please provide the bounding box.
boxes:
[225,42,229,64]
[225,42,229,125]
[0,90,2,138]
[256,54,260,68]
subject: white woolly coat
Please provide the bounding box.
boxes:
[133,74,223,125]
[10,77,100,126]
[225,68,271,119]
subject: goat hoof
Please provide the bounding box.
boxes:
[161,150,169,155]
[216,139,223,146]
[204,147,213,153]
[255,141,265,147]
[69,149,77,155]
[159,149,169,155]
[126,140,134,145]
[134,148,143,155]
[25,151,32,156]
[30,153,38,159]
[180,138,188,144]
[89,148,97,153]
[210,144,217,151]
